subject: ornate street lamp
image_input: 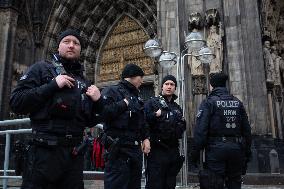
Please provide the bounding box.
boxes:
[158,51,177,69]
[143,38,163,58]
[199,46,215,64]
[184,31,206,54]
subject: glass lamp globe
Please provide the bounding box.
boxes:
[143,39,163,58]
[199,47,215,64]
[159,52,177,69]
[184,31,205,53]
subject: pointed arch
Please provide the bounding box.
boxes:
[95,15,155,85]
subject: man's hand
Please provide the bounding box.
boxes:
[86,85,101,101]
[155,109,162,117]
[142,139,151,155]
[55,75,75,88]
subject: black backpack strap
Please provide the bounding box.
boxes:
[44,60,58,78]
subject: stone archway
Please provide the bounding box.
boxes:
[96,15,155,86]
[43,0,157,83]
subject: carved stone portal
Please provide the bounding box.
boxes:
[98,16,154,82]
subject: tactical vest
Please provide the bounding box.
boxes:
[105,84,144,132]
[34,60,91,135]
[151,96,180,140]
[209,94,242,137]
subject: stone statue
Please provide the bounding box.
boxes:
[279,51,284,84]
[190,56,204,75]
[263,40,275,83]
[271,46,282,86]
[207,25,223,73]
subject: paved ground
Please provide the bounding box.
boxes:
[1,179,284,189]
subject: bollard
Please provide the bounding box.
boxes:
[269,149,280,174]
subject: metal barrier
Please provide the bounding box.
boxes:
[0,119,106,189]
[0,119,189,188]
[0,118,32,189]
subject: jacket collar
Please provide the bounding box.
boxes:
[119,80,139,96]
[209,87,229,97]
[160,93,178,103]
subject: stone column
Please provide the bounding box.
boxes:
[0,8,19,119]
[223,0,269,135]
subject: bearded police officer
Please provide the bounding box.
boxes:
[191,73,252,189]
[101,63,150,189]
[144,75,186,189]
[10,29,103,189]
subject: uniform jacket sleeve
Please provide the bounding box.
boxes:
[193,99,212,151]
[9,62,59,114]
[240,103,252,158]
[144,98,158,126]
[100,87,128,121]
[174,105,186,139]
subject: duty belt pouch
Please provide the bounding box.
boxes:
[49,89,77,119]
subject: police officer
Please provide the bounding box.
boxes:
[10,29,103,189]
[191,73,252,189]
[144,75,186,189]
[101,63,151,189]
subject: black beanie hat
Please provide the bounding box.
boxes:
[161,75,177,88]
[209,73,228,88]
[121,63,145,79]
[57,29,83,47]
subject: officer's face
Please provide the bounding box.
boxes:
[129,76,143,89]
[58,35,81,60]
[162,80,175,96]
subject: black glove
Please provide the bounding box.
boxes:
[127,96,143,113]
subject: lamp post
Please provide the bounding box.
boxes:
[143,31,215,187]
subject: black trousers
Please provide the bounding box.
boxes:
[104,146,142,189]
[202,141,244,189]
[145,146,180,189]
[21,145,84,189]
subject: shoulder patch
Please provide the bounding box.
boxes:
[196,110,203,118]
[20,74,28,81]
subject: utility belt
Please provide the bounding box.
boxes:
[208,136,243,143]
[151,137,178,149]
[32,131,82,147]
[106,129,140,143]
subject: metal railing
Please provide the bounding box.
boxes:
[0,118,32,189]
[0,119,106,189]
[0,119,189,188]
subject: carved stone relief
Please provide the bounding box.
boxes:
[192,75,207,95]
[98,16,154,82]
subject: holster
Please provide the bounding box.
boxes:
[13,140,26,175]
[102,134,120,161]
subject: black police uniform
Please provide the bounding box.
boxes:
[10,56,103,189]
[101,79,148,189]
[192,87,252,189]
[144,94,186,189]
